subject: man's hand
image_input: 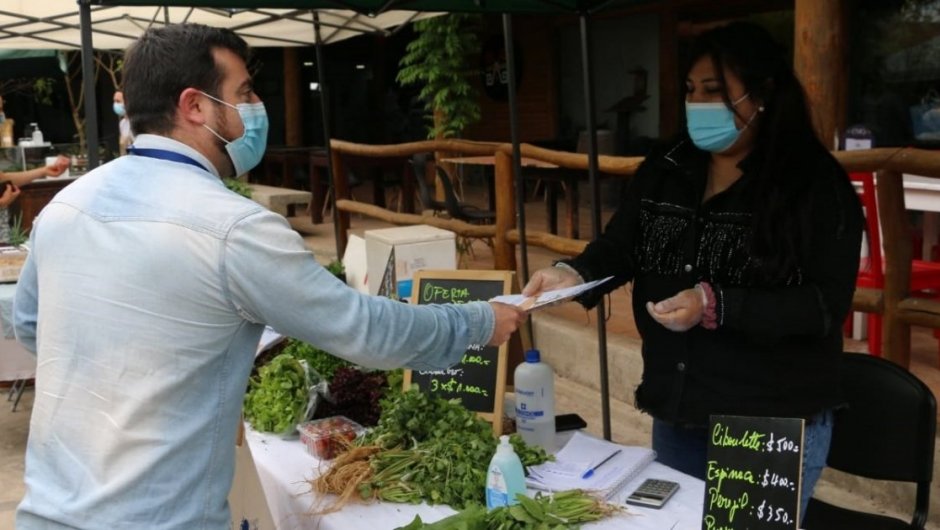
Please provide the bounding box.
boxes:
[486,302,527,346]
[45,155,70,177]
[522,266,581,297]
[645,287,705,332]
[0,183,21,208]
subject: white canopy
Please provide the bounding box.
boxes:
[0,2,435,49]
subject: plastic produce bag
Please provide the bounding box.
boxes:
[243,353,328,437]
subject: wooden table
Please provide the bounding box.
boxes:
[439,156,582,239]
[261,146,320,189]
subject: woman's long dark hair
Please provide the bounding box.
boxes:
[687,22,838,283]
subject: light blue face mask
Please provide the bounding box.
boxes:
[200,91,269,176]
[685,93,757,153]
[113,102,125,117]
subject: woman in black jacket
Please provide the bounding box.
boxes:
[523,22,863,518]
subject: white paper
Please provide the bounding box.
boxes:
[490,276,613,312]
[526,431,656,500]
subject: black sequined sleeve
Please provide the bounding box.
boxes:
[562,157,655,309]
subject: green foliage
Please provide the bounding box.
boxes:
[397,14,482,139]
[325,259,345,278]
[31,79,56,106]
[8,212,27,247]
[224,178,252,198]
[243,353,311,433]
[281,338,352,381]
[396,489,619,529]
[355,389,552,509]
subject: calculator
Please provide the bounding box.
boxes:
[624,478,680,509]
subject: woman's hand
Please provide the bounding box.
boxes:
[646,286,706,332]
[0,183,21,208]
[45,155,70,178]
[522,266,582,297]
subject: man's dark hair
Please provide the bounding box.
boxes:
[123,24,250,135]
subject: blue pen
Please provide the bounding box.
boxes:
[581,449,622,479]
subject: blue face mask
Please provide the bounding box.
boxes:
[200,91,269,176]
[113,102,125,117]
[685,93,756,153]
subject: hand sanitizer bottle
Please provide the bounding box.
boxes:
[30,123,43,145]
[485,435,526,509]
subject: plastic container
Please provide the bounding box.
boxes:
[297,416,364,460]
[30,123,43,145]
[485,435,526,509]
[514,349,556,451]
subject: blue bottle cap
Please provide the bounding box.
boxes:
[525,349,541,363]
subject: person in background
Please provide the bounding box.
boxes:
[13,23,525,530]
[0,94,14,147]
[522,22,862,523]
[113,89,134,154]
[0,155,69,243]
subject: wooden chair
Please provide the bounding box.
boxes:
[848,172,940,356]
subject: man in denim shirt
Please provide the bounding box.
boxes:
[12,24,525,529]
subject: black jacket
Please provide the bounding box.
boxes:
[567,140,864,427]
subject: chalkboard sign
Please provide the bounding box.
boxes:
[404,269,514,435]
[703,415,805,530]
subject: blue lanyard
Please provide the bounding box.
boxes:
[128,147,210,173]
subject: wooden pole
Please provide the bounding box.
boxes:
[877,170,912,367]
[331,150,349,254]
[283,48,302,147]
[794,0,847,146]
[658,0,679,139]
[494,150,517,272]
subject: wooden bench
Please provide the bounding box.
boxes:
[248,184,311,217]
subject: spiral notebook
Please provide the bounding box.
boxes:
[526,431,656,501]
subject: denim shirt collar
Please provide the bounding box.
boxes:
[131,134,221,179]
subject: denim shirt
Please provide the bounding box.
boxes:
[12,134,494,529]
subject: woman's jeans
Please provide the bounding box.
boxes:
[652,410,833,523]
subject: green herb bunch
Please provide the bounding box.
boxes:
[353,390,552,509]
[243,353,311,434]
[396,490,621,529]
[224,177,252,198]
[281,339,352,381]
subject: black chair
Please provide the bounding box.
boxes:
[803,353,936,530]
[410,155,446,215]
[435,166,496,225]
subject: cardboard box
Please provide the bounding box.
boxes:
[0,248,27,283]
[364,225,456,298]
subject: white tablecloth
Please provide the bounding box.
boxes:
[243,426,705,530]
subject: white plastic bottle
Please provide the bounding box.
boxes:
[30,123,43,145]
[485,435,526,509]
[514,349,556,451]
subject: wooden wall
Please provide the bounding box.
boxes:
[463,16,560,143]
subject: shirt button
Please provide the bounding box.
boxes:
[677,362,686,372]
[684,264,693,272]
